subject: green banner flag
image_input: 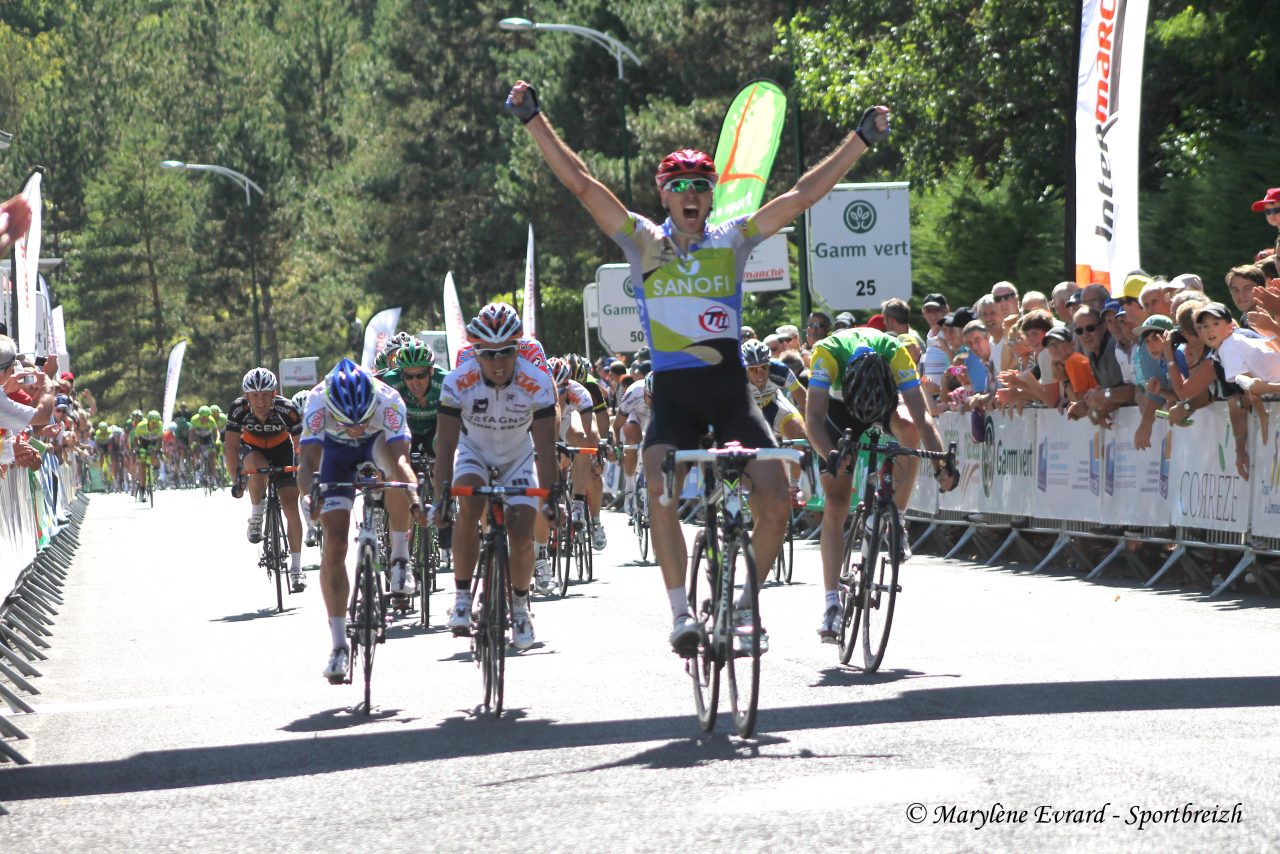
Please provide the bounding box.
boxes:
[710,79,788,226]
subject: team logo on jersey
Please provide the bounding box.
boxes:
[456,370,480,390]
[472,399,489,413]
[383,407,403,432]
[307,410,325,434]
[515,372,542,396]
[698,306,730,334]
[676,257,701,276]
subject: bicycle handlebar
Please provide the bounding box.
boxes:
[240,464,298,476]
[450,485,550,498]
[555,442,598,457]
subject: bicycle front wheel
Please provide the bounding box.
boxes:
[636,492,650,563]
[484,536,508,716]
[861,501,901,672]
[415,522,432,627]
[724,532,761,738]
[354,543,382,713]
[267,500,286,612]
[687,529,719,732]
[555,507,572,598]
[839,503,869,665]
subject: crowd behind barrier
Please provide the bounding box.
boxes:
[902,401,1280,597]
[2,451,80,599]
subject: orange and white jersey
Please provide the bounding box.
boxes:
[439,356,556,460]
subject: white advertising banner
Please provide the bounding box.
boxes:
[935,410,1036,515]
[805,182,910,312]
[1074,0,1149,290]
[1033,410,1105,523]
[360,306,402,371]
[14,170,41,355]
[742,232,790,293]
[1248,403,1280,539]
[582,283,599,358]
[443,271,464,368]
[1168,403,1249,533]
[162,340,187,426]
[416,331,449,368]
[595,264,646,354]
[522,224,537,337]
[279,356,318,390]
[1099,406,1170,528]
[50,304,68,372]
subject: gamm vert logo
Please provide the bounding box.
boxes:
[843,200,876,234]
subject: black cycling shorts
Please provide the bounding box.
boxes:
[237,440,297,488]
[644,343,776,452]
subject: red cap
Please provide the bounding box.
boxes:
[864,313,887,332]
[59,371,74,381]
[1251,188,1280,212]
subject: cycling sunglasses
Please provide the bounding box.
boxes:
[475,345,518,361]
[662,177,714,194]
[400,369,431,380]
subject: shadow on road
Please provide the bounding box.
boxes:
[6,673,1280,802]
[210,609,298,623]
[281,706,409,733]
[809,667,952,688]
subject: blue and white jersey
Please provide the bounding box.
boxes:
[301,378,411,447]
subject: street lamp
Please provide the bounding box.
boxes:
[160,159,265,365]
[499,17,642,208]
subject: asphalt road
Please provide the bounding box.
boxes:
[2,489,1279,853]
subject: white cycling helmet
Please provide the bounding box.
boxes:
[291,388,311,412]
[242,367,278,392]
[466,302,521,344]
[548,356,571,386]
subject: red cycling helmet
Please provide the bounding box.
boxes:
[655,149,717,187]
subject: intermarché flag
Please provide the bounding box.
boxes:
[710,80,788,227]
[1074,0,1149,289]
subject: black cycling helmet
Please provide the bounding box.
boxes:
[841,346,897,428]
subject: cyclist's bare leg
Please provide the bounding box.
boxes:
[319,508,351,618]
[819,470,854,592]
[622,422,641,477]
[744,458,789,583]
[450,474,487,584]
[243,449,268,505]
[504,504,536,591]
[642,442,688,590]
[279,485,303,552]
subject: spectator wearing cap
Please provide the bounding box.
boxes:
[740,325,756,343]
[1042,326,1097,413]
[804,312,831,349]
[1170,273,1204,293]
[775,324,801,351]
[1051,281,1081,324]
[863,314,887,332]
[831,311,856,331]
[1193,302,1267,475]
[918,293,950,389]
[1131,315,1176,450]
[1251,186,1280,257]
[1226,264,1265,330]
[1100,299,1137,386]
[991,281,1020,322]
[764,333,784,358]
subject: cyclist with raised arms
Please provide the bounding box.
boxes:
[298,359,425,683]
[433,303,558,650]
[507,79,891,656]
[225,368,306,592]
[804,327,958,641]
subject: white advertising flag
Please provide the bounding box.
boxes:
[14,170,42,355]
[162,340,187,426]
[1074,0,1150,290]
[523,224,537,338]
[361,306,402,371]
[50,304,68,372]
[443,271,465,368]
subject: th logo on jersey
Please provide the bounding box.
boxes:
[698,306,730,334]
[383,407,403,432]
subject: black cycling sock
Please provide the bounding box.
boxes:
[455,578,470,591]
[513,587,529,599]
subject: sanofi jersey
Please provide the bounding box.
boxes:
[610,214,767,372]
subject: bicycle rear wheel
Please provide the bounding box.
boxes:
[360,544,384,713]
[478,536,508,716]
[725,532,761,738]
[636,489,650,563]
[861,501,901,672]
[686,529,719,732]
[784,512,795,584]
[555,505,572,598]
[839,503,868,665]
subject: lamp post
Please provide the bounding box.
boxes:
[160,159,265,365]
[499,17,641,209]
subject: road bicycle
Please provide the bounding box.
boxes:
[409,451,448,627]
[238,464,299,614]
[661,441,807,738]
[447,480,548,717]
[833,427,955,672]
[134,448,158,507]
[620,443,650,563]
[554,442,598,595]
[317,463,420,714]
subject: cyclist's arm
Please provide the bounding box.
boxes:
[901,385,945,459]
[223,429,242,479]
[751,115,882,238]
[298,443,321,503]
[517,82,629,236]
[804,385,837,461]
[532,408,559,494]
[433,410,461,495]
